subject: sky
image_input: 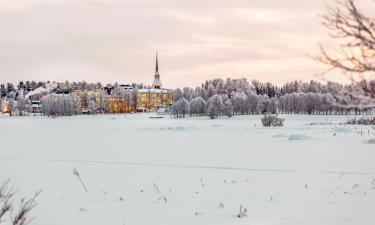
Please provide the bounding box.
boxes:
[0,0,373,88]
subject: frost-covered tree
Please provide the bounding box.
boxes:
[88,99,98,114]
[182,87,194,101]
[172,88,183,101]
[207,84,216,99]
[206,94,224,119]
[223,98,234,118]
[304,92,319,114]
[8,97,16,117]
[172,97,190,118]
[71,93,82,115]
[130,87,139,111]
[194,87,205,100]
[15,91,30,116]
[190,97,206,116]
[171,76,374,117]
[232,92,247,115]
[268,97,278,114]
[179,98,190,117]
[245,93,259,114]
[320,93,335,114]
[171,102,179,118]
[257,95,270,114]
[41,94,81,116]
[97,90,110,114]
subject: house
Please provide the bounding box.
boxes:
[1,99,10,114]
[31,100,41,114]
[137,88,172,111]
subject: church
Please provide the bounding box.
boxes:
[137,52,172,111]
[72,52,172,113]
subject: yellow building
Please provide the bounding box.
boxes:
[97,96,133,113]
[1,99,11,114]
[137,88,172,111]
[74,52,172,113]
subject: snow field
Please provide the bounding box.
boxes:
[0,113,374,225]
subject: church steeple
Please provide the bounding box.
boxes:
[152,51,162,89]
[155,51,159,74]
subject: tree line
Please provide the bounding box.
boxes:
[171,78,375,119]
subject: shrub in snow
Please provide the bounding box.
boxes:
[237,205,247,218]
[0,180,40,225]
[365,138,375,144]
[346,116,375,125]
[261,114,284,127]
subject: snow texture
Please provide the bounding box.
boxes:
[288,134,313,140]
[0,113,375,225]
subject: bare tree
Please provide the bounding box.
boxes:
[314,0,375,110]
[314,0,375,79]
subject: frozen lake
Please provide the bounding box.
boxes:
[0,113,374,225]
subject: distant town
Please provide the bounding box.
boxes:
[1,53,375,118]
[1,52,173,116]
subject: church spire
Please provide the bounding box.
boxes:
[153,51,162,89]
[155,51,159,73]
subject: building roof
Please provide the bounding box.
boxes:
[138,88,170,93]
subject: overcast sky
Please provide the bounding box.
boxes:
[0,0,373,88]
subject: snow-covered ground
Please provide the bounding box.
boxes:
[0,113,374,225]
